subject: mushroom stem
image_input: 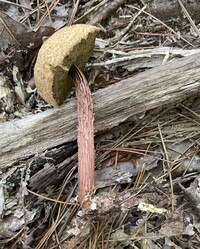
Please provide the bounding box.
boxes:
[70,65,95,206]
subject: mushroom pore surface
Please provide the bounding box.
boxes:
[34,24,100,106]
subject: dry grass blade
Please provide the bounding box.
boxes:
[0,16,25,49]
[34,166,79,249]
[88,0,126,25]
[27,188,78,205]
[128,5,196,48]
[134,144,151,189]
[75,0,108,24]
[112,5,147,43]
[178,0,200,39]
[68,0,80,26]
[158,123,175,211]
[179,104,200,119]
[34,0,60,30]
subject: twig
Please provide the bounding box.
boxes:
[128,5,196,48]
[177,0,200,39]
[158,123,175,211]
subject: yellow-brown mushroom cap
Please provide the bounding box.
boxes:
[34,24,100,107]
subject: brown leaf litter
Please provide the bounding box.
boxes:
[1,0,200,248]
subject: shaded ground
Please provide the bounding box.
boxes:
[0,1,200,248]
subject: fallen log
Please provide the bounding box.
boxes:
[1,53,200,169]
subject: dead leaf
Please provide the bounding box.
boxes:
[0,10,54,66]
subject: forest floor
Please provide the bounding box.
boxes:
[0,1,200,248]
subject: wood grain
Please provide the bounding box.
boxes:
[1,53,200,169]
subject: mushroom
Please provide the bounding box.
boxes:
[34,24,100,107]
[34,24,100,206]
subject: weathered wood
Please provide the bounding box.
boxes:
[1,53,200,169]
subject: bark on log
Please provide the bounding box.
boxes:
[1,53,200,169]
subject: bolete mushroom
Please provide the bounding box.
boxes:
[34,24,100,107]
[34,24,100,206]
